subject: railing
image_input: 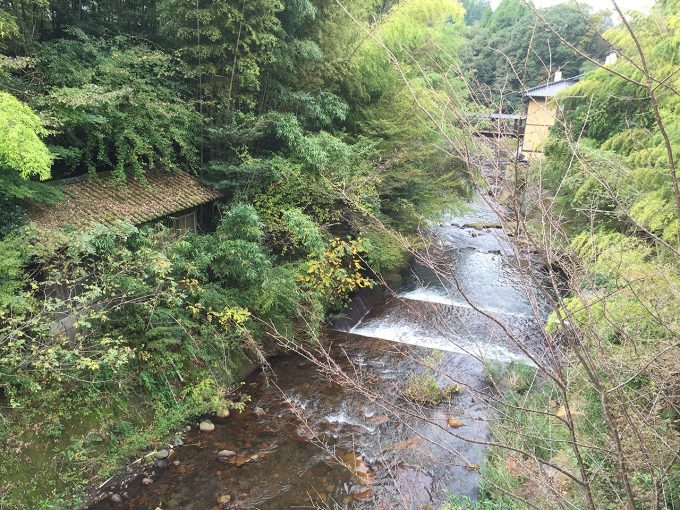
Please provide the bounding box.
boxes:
[468,113,526,139]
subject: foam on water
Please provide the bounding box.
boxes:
[284,395,309,410]
[349,320,529,364]
[324,412,376,433]
[399,287,534,319]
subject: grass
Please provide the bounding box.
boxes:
[484,360,538,394]
[440,493,514,509]
[401,351,460,407]
[472,361,578,509]
[401,371,460,406]
[0,385,175,509]
[0,353,254,510]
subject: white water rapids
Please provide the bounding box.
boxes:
[346,194,551,366]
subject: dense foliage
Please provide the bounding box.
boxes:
[461,0,611,101]
[546,1,680,243]
[0,0,470,507]
[4,0,676,507]
[477,2,680,509]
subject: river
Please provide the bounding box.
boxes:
[91,194,553,510]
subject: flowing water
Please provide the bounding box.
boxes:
[91,195,553,510]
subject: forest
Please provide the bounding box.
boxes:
[0,0,678,509]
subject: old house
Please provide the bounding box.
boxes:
[27,170,223,332]
[29,169,223,234]
[521,71,582,159]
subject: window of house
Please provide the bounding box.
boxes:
[172,210,197,233]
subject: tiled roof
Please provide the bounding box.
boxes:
[28,170,223,231]
[524,74,583,98]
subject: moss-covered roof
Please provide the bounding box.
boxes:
[28,170,223,231]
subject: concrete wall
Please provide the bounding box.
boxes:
[522,98,557,158]
[331,285,388,332]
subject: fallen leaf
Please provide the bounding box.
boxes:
[352,488,374,501]
[341,451,377,484]
[368,415,389,425]
[505,457,526,476]
[227,455,252,467]
[447,417,465,428]
[391,436,424,451]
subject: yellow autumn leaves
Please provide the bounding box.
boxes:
[302,237,374,298]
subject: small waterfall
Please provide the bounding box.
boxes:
[398,287,534,319]
[349,319,529,363]
[338,193,548,365]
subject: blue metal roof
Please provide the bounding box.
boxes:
[524,74,583,98]
[488,113,525,120]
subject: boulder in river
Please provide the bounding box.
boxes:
[155,449,170,460]
[217,449,236,460]
[199,420,215,432]
[141,477,154,485]
[110,493,122,503]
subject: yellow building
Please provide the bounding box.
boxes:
[521,72,581,159]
